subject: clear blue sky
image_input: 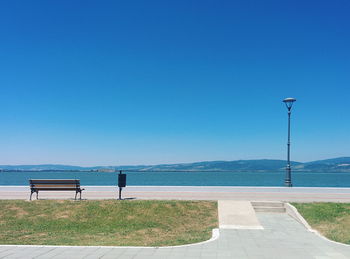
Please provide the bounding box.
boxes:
[0,0,349,166]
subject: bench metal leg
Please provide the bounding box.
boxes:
[30,190,38,200]
[75,191,78,200]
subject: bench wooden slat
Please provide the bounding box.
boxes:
[31,184,78,188]
[32,188,79,191]
[30,179,79,184]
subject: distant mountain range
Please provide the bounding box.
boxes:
[1,157,350,172]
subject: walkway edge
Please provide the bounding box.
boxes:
[0,228,219,249]
[285,202,350,248]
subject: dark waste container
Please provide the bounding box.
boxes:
[118,173,126,188]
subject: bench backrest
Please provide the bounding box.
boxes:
[29,179,81,189]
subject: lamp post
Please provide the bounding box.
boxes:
[283,97,296,187]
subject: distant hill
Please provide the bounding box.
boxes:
[130,160,302,172]
[0,164,87,171]
[302,157,350,172]
[1,157,350,172]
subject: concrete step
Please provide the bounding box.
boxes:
[251,201,286,213]
[253,207,286,213]
[251,201,285,208]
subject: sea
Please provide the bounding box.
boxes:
[1,171,350,187]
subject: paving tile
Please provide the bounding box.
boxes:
[133,255,156,259]
[0,248,17,258]
[34,248,67,259]
[111,255,134,259]
[0,247,14,253]
[83,248,114,258]
[100,249,127,258]
[2,247,47,259]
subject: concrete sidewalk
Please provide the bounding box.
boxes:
[2,186,350,202]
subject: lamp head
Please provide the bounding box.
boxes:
[283,97,296,110]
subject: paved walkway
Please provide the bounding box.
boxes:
[1,206,350,258]
[2,186,350,202]
[218,201,263,229]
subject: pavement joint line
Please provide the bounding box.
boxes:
[37,247,67,259]
[36,247,60,258]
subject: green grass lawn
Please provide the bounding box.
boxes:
[0,200,217,246]
[293,202,350,244]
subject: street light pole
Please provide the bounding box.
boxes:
[283,98,296,187]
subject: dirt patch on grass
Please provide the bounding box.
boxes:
[7,206,29,217]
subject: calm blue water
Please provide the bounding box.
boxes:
[0,171,350,187]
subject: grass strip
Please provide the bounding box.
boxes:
[0,200,217,246]
[293,202,350,245]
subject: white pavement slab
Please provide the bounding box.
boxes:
[218,200,263,229]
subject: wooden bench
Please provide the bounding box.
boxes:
[29,179,84,200]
